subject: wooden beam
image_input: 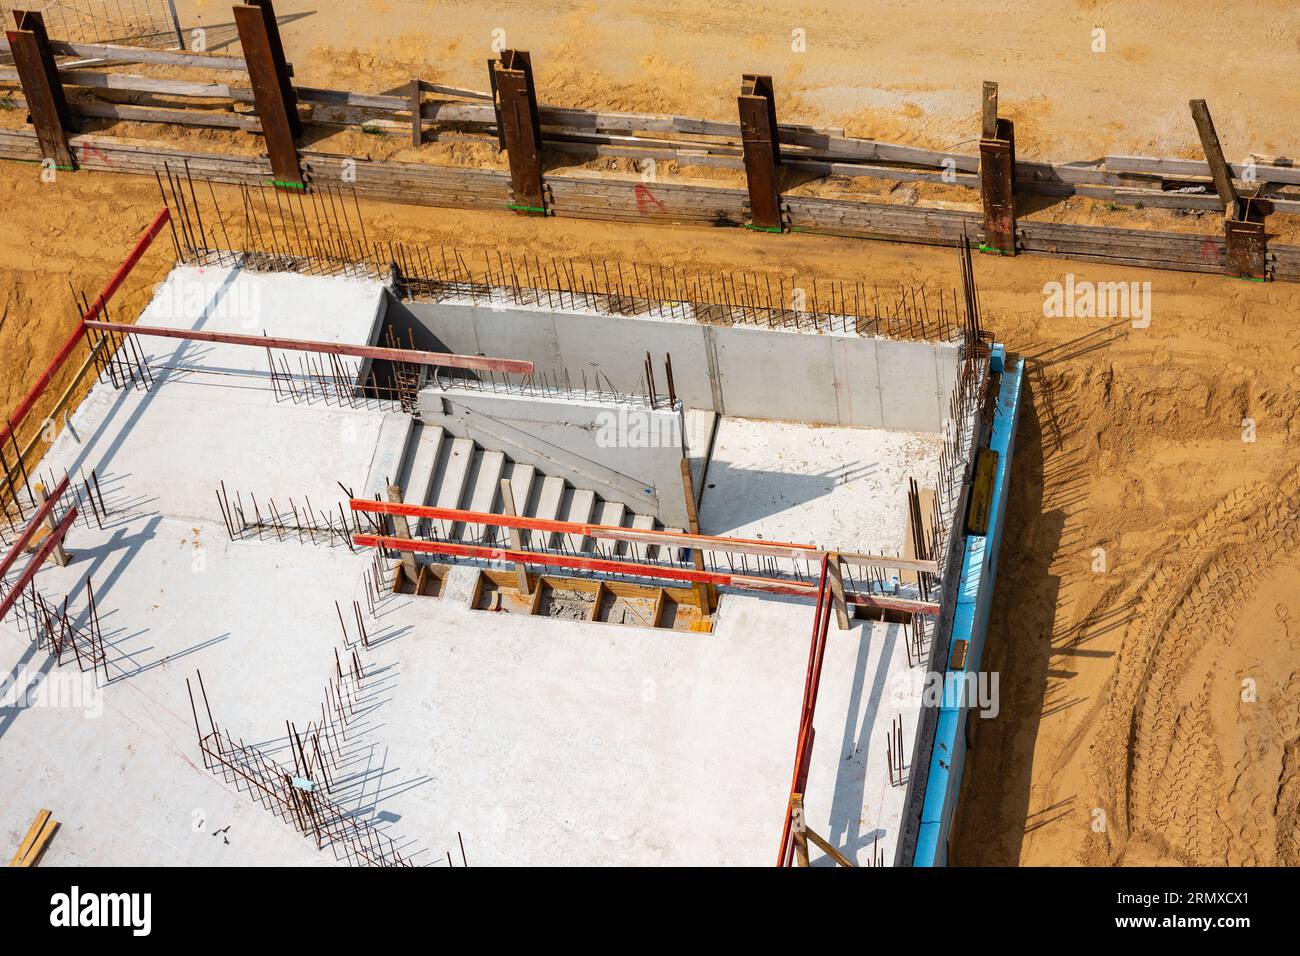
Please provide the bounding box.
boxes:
[234,1,301,187]
[8,809,54,867]
[826,552,850,630]
[981,80,998,140]
[791,792,810,867]
[1188,98,1239,218]
[5,12,75,170]
[738,74,783,232]
[493,50,546,215]
[499,478,532,596]
[804,825,855,867]
[350,499,939,573]
[353,532,941,614]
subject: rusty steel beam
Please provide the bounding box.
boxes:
[1224,206,1269,280]
[978,81,1016,255]
[349,499,939,572]
[739,74,783,232]
[234,2,302,188]
[83,321,536,375]
[249,0,300,136]
[6,11,75,170]
[352,531,941,615]
[492,50,546,215]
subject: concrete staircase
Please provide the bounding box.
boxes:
[392,420,674,554]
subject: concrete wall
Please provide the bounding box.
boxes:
[396,295,959,433]
[419,388,696,527]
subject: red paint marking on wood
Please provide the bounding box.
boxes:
[85,321,535,375]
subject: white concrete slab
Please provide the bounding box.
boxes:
[697,417,944,556]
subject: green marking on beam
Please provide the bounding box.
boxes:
[1231,274,1268,282]
[267,179,307,190]
[978,244,1010,255]
[743,223,785,233]
[506,203,547,213]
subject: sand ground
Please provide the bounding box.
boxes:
[3,1,1300,866]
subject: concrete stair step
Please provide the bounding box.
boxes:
[460,450,506,543]
[363,412,417,500]
[503,461,536,526]
[558,488,596,552]
[431,436,476,538]
[595,499,627,557]
[628,512,658,561]
[400,423,445,536]
[530,477,567,550]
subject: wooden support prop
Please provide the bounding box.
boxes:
[1188,99,1239,219]
[234,1,302,188]
[492,50,546,215]
[805,825,856,867]
[82,320,535,374]
[410,78,423,147]
[826,551,850,630]
[791,792,810,867]
[678,457,714,613]
[738,74,783,232]
[34,483,69,567]
[6,11,75,171]
[1191,99,1270,280]
[499,478,532,597]
[386,484,418,585]
[978,81,1016,255]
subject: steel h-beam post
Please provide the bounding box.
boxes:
[492,50,546,216]
[738,74,783,232]
[1190,98,1270,280]
[6,10,76,171]
[978,81,1016,255]
[234,0,302,188]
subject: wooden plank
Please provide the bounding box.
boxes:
[70,100,262,131]
[7,809,51,867]
[965,448,998,535]
[981,81,998,140]
[15,815,59,867]
[1106,154,1300,187]
[39,39,248,71]
[804,825,855,867]
[1188,99,1238,217]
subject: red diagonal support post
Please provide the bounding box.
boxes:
[738,74,783,232]
[491,50,547,216]
[83,320,536,374]
[978,81,1016,255]
[6,10,76,171]
[234,0,302,189]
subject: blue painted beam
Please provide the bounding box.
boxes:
[912,352,1024,866]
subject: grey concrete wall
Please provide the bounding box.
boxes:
[419,388,694,527]
[399,295,959,433]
